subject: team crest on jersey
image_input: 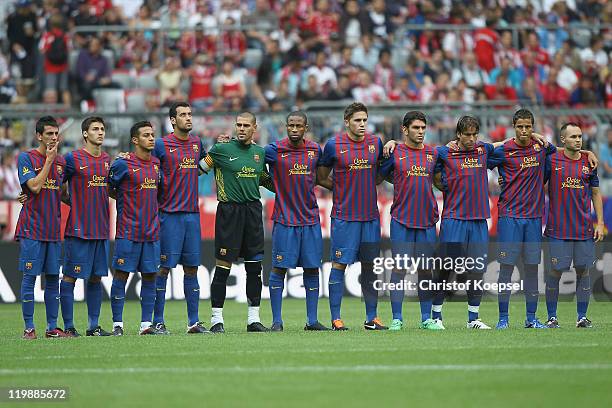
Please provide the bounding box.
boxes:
[22,167,30,175]
[368,144,376,153]
[426,154,433,162]
[551,257,558,265]
[219,248,227,256]
[254,154,260,163]
[193,144,199,152]
[74,265,81,273]
[56,165,63,174]
[308,150,315,159]
[499,251,506,259]
[533,144,541,152]
[117,258,125,265]
[477,147,484,155]
[582,166,590,174]
[335,250,342,259]
[160,254,167,262]
[105,162,110,170]
[154,164,159,172]
[276,254,283,261]
[25,262,32,270]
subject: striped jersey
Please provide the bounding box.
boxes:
[153,133,205,213]
[64,149,111,239]
[320,133,382,221]
[15,149,66,241]
[379,143,439,228]
[265,138,321,226]
[435,143,494,220]
[109,154,161,242]
[544,151,598,240]
[489,140,556,218]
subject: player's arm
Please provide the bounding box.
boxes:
[61,152,75,205]
[108,159,127,200]
[317,139,336,189]
[259,170,275,193]
[198,153,215,174]
[21,146,57,195]
[592,187,605,242]
[377,153,393,185]
[60,183,70,205]
[383,139,398,158]
[433,171,444,191]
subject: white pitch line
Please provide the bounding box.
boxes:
[1,363,612,376]
[5,342,605,361]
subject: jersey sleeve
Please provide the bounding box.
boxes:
[264,143,277,166]
[319,138,336,167]
[109,159,128,190]
[434,146,447,174]
[315,144,324,166]
[488,145,505,169]
[377,137,384,161]
[152,138,165,160]
[378,152,394,177]
[17,152,36,186]
[544,155,552,183]
[589,167,599,188]
[64,152,75,183]
[545,143,557,156]
[199,138,206,160]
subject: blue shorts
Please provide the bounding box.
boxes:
[112,239,160,274]
[547,237,595,272]
[390,219,436,259]
[63,237,109,279]
[331,218,380,264]
[497,217,542,265]
[440,219,488,273]
[272,222,322,269]
[160,211,201,268]
[18,239,61,276]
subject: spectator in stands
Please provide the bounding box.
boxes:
[599,128,612,178]
[580,35,609,69]
[327,74,353,100]
[6,0,39,96]
[72,0,101,46]
[518,76,543,105]
[540,67,569,107]
[494,31,522,68]
[338,0,371,48]
[75,36,115,102]
[306,0,340,47]
[160,0,189,45]
[488,57,522,91]
[388,73,417,102]
[451,52,487,91]
[367,0,395,42]
[517,50,547,86]
[304,50,337,91]
[351,69,386,104]
[570,75,599,107]
[157,55,184,107]
[213,58,246,111]
[243,0,278,50]
[551,51,578,93]
[351,33,379,72]
[188,54,216,109]
[299,74,324,103]
[0,150,20,200]
[220,17,247,64]
[257,39,283,91]
[373,48,394,94]
[39,13,71,106]
[522,31,551,66]
[423,49,450,84]
[0,51,16,104]
[473,16,499,72]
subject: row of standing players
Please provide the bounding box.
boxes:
[15,102,604,338]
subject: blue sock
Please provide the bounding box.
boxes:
[60,280,75,329]
[432,270,447,320]
[110,278,126,323]
[329,267,345,321]
[86,281,102,330]
[417,273,432,322]
[361,264,378,322]
[303,272,319,325]
[44,275,60,331]
[498,264,513,320]
[467,275,482,322]
[576,270,591,320]
[21,274,36,329]
[184,274,200,326]
[140,278,155,323]
[269,272,285,324]
[390,272,404,321]
[545,273,561,319]
[524,264,539,321]
[153,275,168,324]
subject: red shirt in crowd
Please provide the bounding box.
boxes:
[39,28,69,74]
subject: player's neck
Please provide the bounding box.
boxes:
[346,132,364,142]
[404,139,423,149]
[84,143,102,157]
[288,139,304,148]
[134,149,151,161]
[173,129,189,140]
[513,137,530,147]
[36,145,47,156]
[563,148,581,160]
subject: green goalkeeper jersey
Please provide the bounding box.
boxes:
[203,140,271,203]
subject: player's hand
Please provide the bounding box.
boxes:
[46,141,58,161]
[116,152,130,159]
[594,223,605,242]
[586,151,598,169]
[17,192,28,204]
[216,133,231,143]
[531,132,548,147]
[447,140,459,151]
[383,140,398,158]
[497,175,504,188]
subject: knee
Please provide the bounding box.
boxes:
[272,268,287,276]
[183,266,198,277]
[216,259,232,269]
[88,276,101,284]
[332,262,346,271]
[141,273,156,282]
[62,275,77,284]
[113,271,129,281]
[159,267,170,278]
[575,266,589,277]
[303,268,319,276]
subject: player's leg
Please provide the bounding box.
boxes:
[389,219,411,328]
[269,266,287,331]
[360,219,386,330]
[544,237,569,328]
[523,218,546,328]
[243,200,268,332]
[19,238,42,339]
[111,238,138,336]
[417,226,443,330]
[43,241,66,337]
[86,240,111,336]
[182,212,204,333]
[329,219,358,330]
[155,211,178,332]
[496,217,521,329]
[575,239,595,328]
[300,224,327,330]
[465,220,491,329]
[61,237,93,336]
[137,240,162,335]
[60,275,78,335]
[269,222,298,331]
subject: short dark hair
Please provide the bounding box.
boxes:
[35,116,59,135]
[403,111,426,127]
[168,102,191,120]
[512,108,534,126]
[560,122,581,137]
[130,121,153,139]
[286,111,308,125]
[237,111,256,124]
[456,116,480,135]
[81,116,105,133]
[343,102,368,121]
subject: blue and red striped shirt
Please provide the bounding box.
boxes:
[320,133,383,221]
[265,138,322,226]
[109,154,161,242]
[436,142,494,220]
[379,143,439,228]
[15,149,66,241]
[489,140,556,218]
[544,152,598,240]
[153,133,205,213]
[64,149,111,240]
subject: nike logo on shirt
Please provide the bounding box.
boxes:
[281,153,289,158]
[555,167,563,171]
[79,166,88,170]
[399,156,406,161]
[169,148,177,153]
[229,157,239,161]
[132,168,140,172]
[340,149,348,154]
[508,151,518,156]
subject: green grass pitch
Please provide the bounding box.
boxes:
[1,298,611,407]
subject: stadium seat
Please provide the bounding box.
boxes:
[243,49,263,70]
[136,73,158,90]
[112,71,134,89]
[92,88,126,112]
[125,91,146,112]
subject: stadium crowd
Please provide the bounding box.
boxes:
[0,0,611,197]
